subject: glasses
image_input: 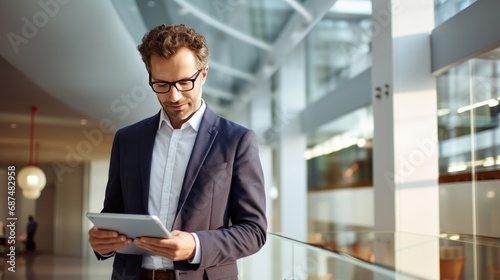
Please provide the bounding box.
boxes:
[149,69,202,94]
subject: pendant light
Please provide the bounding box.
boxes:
[17,106,46,200]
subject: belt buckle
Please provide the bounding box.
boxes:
[150,269,173,280]
[152,270,161,280]
[151,270,163,280]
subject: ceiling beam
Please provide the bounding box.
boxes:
[229,0,340,114]
[203,86,234,100]
[209,61,256,82]
[283,0,314,23]
[173,0,273,51]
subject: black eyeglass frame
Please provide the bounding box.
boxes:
[149,69,203,94]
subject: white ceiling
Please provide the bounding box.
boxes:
[0,0,161,166]
[0,0,364,167]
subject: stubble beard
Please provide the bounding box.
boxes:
[162,98,201,122]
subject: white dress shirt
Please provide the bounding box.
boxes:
[142,100,206,270]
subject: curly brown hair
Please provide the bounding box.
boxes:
[137,24,209,72]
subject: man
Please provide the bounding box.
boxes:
[88,24,267,279]
[26,215,37,252]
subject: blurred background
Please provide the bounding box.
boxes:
[1,0,500,279]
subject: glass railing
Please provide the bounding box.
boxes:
[238,232,420,280]
[239,231,500,279]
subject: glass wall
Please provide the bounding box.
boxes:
[306,106,373,190]
[437,47,500,238]
[437,47,500,179]
[305,0,372,104]
[303,0,373,191]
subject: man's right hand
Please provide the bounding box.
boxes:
[88,226,132,255]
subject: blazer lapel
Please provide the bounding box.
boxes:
[175,107,219,216]
[139,111,161,213]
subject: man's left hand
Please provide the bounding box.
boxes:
[134,230,196,261]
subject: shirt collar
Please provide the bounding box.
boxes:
[158,99,206,132]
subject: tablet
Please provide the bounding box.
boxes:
[87,212,172,255]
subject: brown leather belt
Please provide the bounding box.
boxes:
[141,268,176,280]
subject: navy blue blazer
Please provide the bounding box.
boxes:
[99,106,267,279]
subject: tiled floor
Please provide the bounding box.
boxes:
[1,252,113,280]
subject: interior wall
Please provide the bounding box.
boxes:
[308,187,374,231]
[54,163,84,257]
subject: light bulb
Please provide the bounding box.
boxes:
[17,166,46,199]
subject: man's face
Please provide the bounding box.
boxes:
[150,47,207,129]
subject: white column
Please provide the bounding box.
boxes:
[249,84,274,232]
[274,42,308,280]
[277,42,307,240]
[371,0,439,279]
[82,160,110,257]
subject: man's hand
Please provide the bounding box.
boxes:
[134,230,196,261]
[88,226,132,255]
